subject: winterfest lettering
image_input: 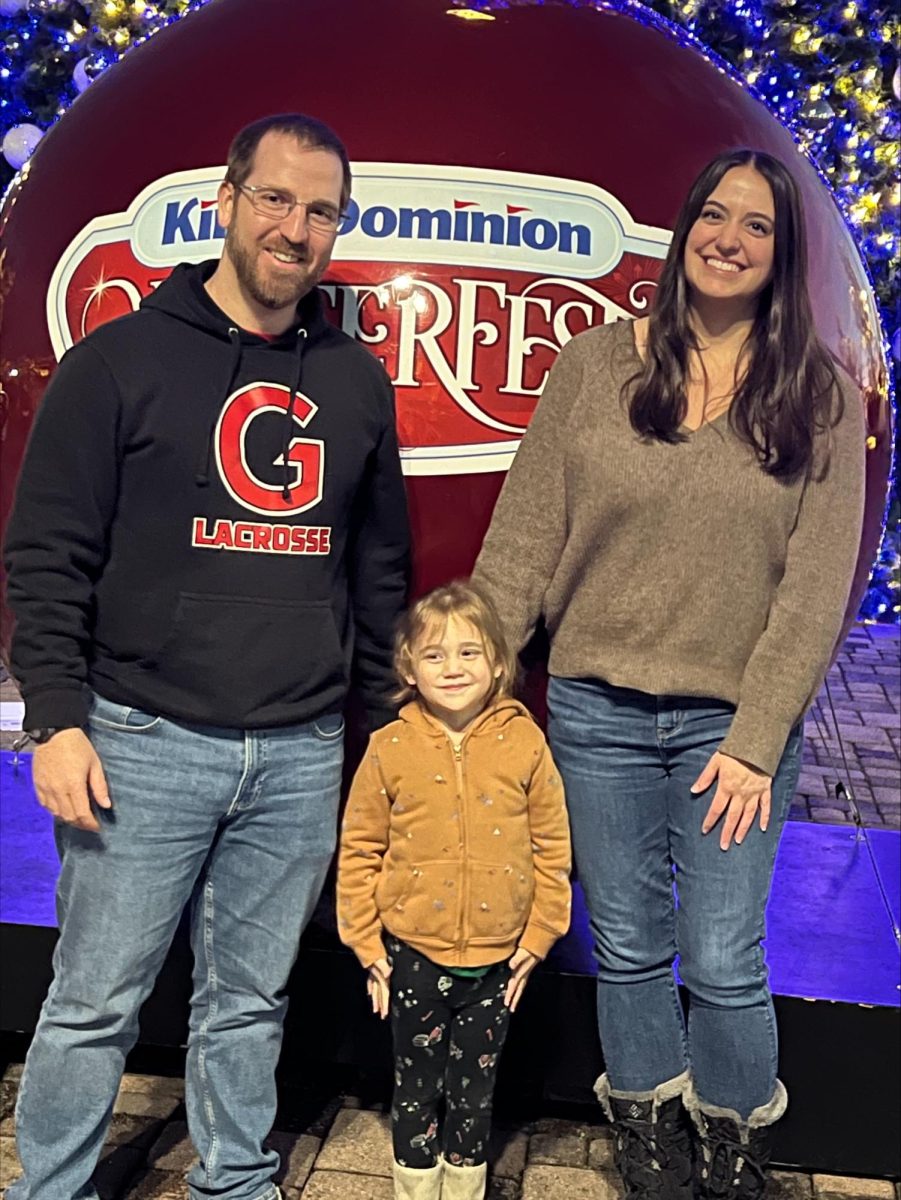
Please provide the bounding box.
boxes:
[65,271,647,432]
[191,517,332,555]
[320,275,639,430]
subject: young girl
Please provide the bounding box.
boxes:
[337,581,572,1200]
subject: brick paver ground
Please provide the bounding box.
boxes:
[0,1065,898,1199]
[794,624,900,829]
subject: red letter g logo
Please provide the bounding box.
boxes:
[214,383,325,516]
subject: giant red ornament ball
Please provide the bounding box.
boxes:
[0,0,891,659]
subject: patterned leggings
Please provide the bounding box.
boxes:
[387,937,512,1168]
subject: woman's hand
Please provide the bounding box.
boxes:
[505,947,540,1012]
[366,957,392,1019]
[692,751,773,850]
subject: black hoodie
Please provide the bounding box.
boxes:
[5,261,410,732]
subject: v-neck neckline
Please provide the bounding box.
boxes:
[625,319,732,437]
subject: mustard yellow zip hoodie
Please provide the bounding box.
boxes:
[337,697,572,969]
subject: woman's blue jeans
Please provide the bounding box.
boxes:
[9,693,344,1200]
[547,676,802,1119]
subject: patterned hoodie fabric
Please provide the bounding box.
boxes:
[337,697,572,969]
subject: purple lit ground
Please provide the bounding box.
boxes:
[2,749,898,1008]
[0,754,55,928]
[544,822,901,1008]
[2,624,899,1011]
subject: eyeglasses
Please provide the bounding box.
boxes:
[235,184,344,232]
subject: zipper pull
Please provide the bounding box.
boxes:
[452,743,462,760]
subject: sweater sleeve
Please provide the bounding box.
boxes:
[718,378,867,776]
[473,334,587,652]
[336,736,392,969]
[519,734,573,960]
[347,377,411,731]
[4,342,122,729]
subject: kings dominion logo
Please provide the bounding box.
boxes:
[47,163,672,476]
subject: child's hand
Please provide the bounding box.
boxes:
[367,957,392,1019]
[505,947,540,1012]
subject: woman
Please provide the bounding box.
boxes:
[473,148,865,1200]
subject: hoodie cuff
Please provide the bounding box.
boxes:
[22,686,90,732]
[518,922,559,962]
[348,935,387,971]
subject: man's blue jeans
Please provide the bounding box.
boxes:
[547,676,802,1119]
[9,693,344,1200]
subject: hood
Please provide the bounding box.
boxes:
[140,259,330,344]
[397,696,534,741]
[141,261,330,498]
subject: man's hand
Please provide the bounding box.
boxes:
[366,957,392,1019]
[505,947,540,1012]
[32,729,111,833]
[692,751,773,851]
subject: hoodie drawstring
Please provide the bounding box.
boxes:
[281,327,308,501]
[195,327,242,487]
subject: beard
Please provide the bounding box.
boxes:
[224,225,323,311]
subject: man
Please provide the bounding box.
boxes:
[4,113,410,1200]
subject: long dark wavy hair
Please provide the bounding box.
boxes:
[628,148,841,478]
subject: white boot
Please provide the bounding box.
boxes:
[393,1159,443,1200]
[440,1160,487,1200]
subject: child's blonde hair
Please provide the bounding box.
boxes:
[394,580,517,705]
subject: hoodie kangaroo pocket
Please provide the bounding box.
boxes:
[378,860,459,944]
[468,861,534,943]
[155,592,347,711]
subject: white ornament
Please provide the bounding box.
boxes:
[73,59,92,94]
[893,64,900,103]
[2,123,44,170]
[0,0,29,14]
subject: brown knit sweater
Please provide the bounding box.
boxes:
[474,319,866,777]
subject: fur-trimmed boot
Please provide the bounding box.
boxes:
[393,1159,444,1200]
[596,1072,694,1199]
[690,1082,787,1199]
[440,1159,487,1200]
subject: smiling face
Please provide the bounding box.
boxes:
[215,131,344,324]
[406,614,501,734]
[683,165,776,317]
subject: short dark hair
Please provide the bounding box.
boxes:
[225,113,352,210]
